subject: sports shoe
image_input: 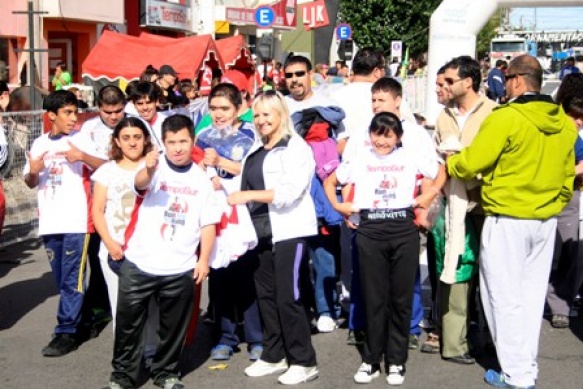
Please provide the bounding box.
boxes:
[551,314,569,328]
[353,362,380,384]
[249,344,263,361]
[420,333,440,354]
[42,334,78,357]
[245,358,289,377]
[102,382,123,389]
[277,365,319,385]
[211,344,233,360]
[158,377,184,389]
[408,334,419,350]
[347,330,365,345]
[386,364,405,386]
[317,315,336,333]
[484,369,508,387]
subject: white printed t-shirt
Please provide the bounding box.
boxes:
[23,131,102,235]
[91,161,142,259]
[123,157,221,275]
[336,146,438,210]
[79,116,113,159]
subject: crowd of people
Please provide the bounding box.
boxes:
[9,46,583,389]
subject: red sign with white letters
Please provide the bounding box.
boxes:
[301,0,329,31]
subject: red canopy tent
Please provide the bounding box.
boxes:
[82,30,225,82]
[215,35,253,70]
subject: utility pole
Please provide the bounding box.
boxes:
[13,1,48,110]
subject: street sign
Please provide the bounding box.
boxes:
[336,23,352,41]
[254,6,276,28]
[391,40,403,58]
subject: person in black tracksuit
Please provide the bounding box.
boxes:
[324,112,439,386]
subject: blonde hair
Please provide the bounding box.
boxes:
[251,90,296,143]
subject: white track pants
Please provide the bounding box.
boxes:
[479,215,557,387]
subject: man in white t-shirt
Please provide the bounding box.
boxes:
[106,114,219,389]
[24,90,106,357]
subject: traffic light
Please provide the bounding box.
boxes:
[337,39,354,61]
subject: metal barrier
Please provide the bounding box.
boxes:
[0,110,43,248]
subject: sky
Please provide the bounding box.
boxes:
[509,7,583,31]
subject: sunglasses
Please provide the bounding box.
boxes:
[505,73,530,81]
[284,70,307,79]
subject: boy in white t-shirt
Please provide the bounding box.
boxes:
[324,112,438,386]
[24,90,106,357]
[106,115,219,389]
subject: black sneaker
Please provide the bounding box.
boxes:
[347,330,365,345]
[42,334,78,357]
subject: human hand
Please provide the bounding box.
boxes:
[26,151,48,174]
[105,241,124,261]
[211,176,222,191]
[57,141,84,163]
[203,148,220,166]
[194,260,209,285]
[145,145,160,171]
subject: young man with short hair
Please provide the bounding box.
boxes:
[105,114,219,389]
[24,90,106,357]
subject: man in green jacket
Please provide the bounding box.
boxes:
[447,55,577,389]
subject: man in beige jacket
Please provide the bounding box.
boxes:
[430,56,496,364]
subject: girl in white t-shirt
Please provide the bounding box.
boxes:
[324,112,438,386]
[91,117,151,320]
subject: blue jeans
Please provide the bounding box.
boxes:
[309,228,340,319]
[43,233,89,334]
[410,270,423,336]
[349,229,366,331]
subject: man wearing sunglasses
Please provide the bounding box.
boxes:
[447,54,577,389]
[283,55,346,336]
[433,56,497,367]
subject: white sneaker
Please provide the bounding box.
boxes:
[316,316,336,333]
[353,362,380,384]
[277,365,319,385]
[244,358,288,377]
[386,365,405,386]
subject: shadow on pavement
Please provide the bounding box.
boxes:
[0,238,42,277]
[180,313,214,376]
[0,270,56,330]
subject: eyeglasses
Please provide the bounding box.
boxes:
[284,70,307,79]
[505,73,530,81]
[444,77,464,85]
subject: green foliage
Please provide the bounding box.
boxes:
[477,10,503,59]
[339,0,441,56]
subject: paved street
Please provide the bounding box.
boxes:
[1,240,582,389]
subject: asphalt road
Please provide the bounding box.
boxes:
[1,240,582,389]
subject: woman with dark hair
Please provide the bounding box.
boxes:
[91,116,152,316]
[140,65,159,83]
[196,82,259,362]
[323,112,438,386]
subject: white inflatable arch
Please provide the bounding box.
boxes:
[426,0,582,124]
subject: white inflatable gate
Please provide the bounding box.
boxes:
[426,0,583,124]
